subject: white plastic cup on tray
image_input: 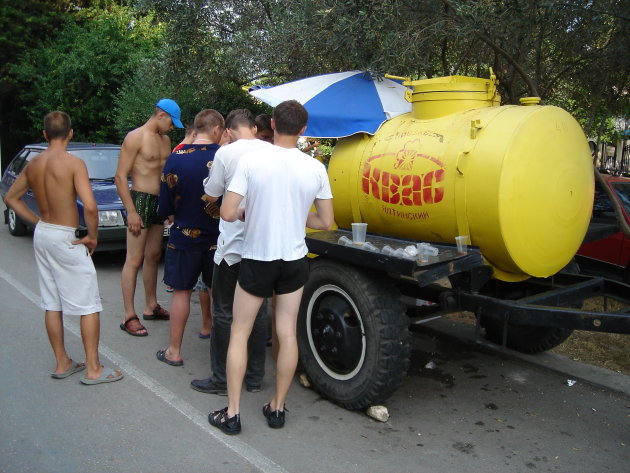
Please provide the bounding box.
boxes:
[455,235,468,254]
[351,223,367,244]
[417,243,429,263]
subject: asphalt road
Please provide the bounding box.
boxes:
[0,217,629,473]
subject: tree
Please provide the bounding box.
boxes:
[226,0,628,141]
[0,0,129,167]
[9,4,163,143]
[114,0,268,139]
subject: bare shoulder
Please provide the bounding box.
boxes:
[159,133,171,148]
[67,152,87,168]
[122,126,144,147]
[23,152,44,179]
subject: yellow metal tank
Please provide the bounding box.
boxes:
[329,73,594,281]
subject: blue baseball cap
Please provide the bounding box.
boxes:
[156,98,184,128]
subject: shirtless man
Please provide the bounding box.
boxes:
[4,111,123,384]
[115,98,183,337]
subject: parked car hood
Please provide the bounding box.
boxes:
[88,181,123,210]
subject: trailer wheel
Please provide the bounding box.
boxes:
[480,318,573,354]
[8,209,27,236]
[298,259,410,410]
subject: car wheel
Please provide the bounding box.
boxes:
[7,209,27,236]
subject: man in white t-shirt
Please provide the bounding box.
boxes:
[190,109,271,396]
[208,100,334,435]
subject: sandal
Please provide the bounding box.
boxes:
[120,316,148,337]
[156,349,183,367]
[208,407,241,435]
[262,403,287,429]
[143,304,170,321]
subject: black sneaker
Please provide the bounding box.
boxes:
[208,407,241,435]
[246,384,262,393]
[190,378,227,395]
[262,402,286,429]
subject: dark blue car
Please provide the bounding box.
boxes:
[1,142,129,251]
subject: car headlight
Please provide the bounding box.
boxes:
[98,210,125,227]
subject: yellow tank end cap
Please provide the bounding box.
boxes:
[519,97,541,106]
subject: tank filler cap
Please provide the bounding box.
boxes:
[519,97,541,106]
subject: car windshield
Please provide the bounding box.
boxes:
[73,148,119,180]
[612,182,630,215]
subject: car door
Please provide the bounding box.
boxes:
[578,182,624,265]
[610,180,630,269]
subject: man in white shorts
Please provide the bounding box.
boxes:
[4,111,123,385]
[208,100,334,434]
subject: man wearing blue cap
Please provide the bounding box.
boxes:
[115,98,184,337]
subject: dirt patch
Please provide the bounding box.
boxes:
[443,296,630,376]
[551,297,630,376]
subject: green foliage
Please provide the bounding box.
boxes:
[113,0,268,141]
[10,4,163,143]
[227,0,628,142]
[3,0,628,155]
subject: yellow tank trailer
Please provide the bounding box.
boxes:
[298,73,630,411]
[329,73,594,281]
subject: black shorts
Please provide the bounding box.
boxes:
[163,247,215,290]
[238,257,309,298]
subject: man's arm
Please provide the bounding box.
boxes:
[220,191,244,222]
[115,132,143,236]
[203,152,227,203]
[3,165,40,226]
[73,159,99,254]
[306,198,334,230]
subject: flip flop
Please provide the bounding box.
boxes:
[156,349,183,366]
[198,332,211,339]
[120,316,148,337]
[51,361,86,379]
[143,304,170,321]
[80,367,124,385]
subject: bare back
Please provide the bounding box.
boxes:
[27,150,90,228]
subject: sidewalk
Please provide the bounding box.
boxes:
[419,317,630,397]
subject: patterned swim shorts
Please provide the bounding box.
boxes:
[130,189,163,227]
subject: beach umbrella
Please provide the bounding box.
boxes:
[248,71,411,138]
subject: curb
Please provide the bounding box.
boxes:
[417,317,630,397]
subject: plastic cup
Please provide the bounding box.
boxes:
[338,236,352,246]
[351,223,367,244]
[417,243,429,263]
[455,235,468,254]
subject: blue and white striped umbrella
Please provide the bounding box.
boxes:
[248,71,411,138]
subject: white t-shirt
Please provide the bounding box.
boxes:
[203,138,272,265]
[227,146,333,261]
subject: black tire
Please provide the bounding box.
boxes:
[297,259,410,410]
[7,209,27,236]
[480,318,573,353]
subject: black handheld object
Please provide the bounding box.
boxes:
[75,227,88,238]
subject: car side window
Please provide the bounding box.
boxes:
[8,150,29,174]
[593,182,614,217]
[23,150,41,169]
[612,183,630,215]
